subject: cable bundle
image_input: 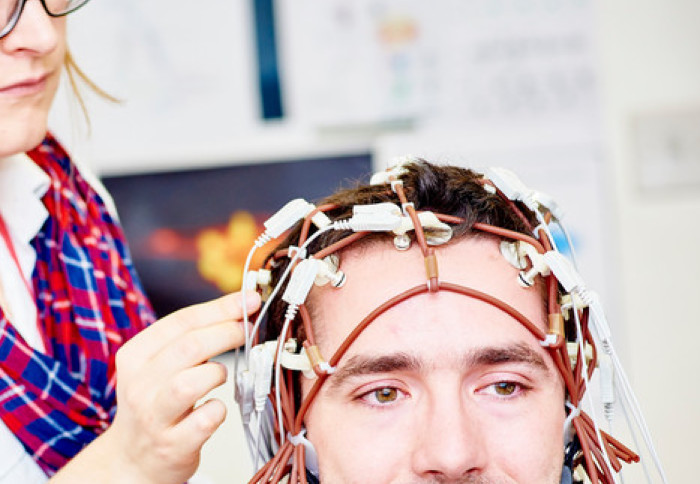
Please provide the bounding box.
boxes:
[234,159,666,484]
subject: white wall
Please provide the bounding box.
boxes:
[197,2,700,481]
[198,2,700,478]
[50,1,699,482]
[594,1,700,481]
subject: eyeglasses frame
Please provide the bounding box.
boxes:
[0,0,90,40]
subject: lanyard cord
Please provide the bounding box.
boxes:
[0,212,36,316]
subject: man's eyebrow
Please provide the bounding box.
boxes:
[464,342,549,373]
[327,342,550,390]
[327,352,421,390]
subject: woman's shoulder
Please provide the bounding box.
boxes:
[30,134,120,220]
[69,156,120,221]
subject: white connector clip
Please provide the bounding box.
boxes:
[310,211,332,229]
[282,258,321,306]
[244,269,272,292]
[544,251,613,347]
[258,339,316,379]
[287,245,307,261]
[250,344,274,413]
[394,211,453,246]
[235,370,255,424]
[543,251,585,294]
[484,167,564,222]
[287,429,320,475]
[582,291,613,351]
[314,255,346,288]
[335,203,402,232]
[263,199,315,239]
[500,241,550,287]
[369,155,416,185]
[599,353,615,422]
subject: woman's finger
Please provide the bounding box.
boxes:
[142,320,243,381]
[153,360,229,426]
[119,291,261,368]
[168,398,228,458]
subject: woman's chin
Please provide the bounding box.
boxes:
[0,119,48,157]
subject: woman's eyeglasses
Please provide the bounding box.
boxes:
[1,0,91,40]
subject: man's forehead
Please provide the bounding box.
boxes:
[325,236,518,294]
[309,236,546,348]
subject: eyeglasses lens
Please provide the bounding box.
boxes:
[45,0,89,15]
[0,0,90,39]
[0,0,21,38]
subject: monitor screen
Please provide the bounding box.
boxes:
[102,153,372,317]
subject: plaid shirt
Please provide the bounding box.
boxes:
[0,134,155,475]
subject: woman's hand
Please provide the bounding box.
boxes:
[50,291,261,484]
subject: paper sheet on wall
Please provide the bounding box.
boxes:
[276,0,600,131]
[49,0,260,170]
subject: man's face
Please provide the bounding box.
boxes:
[303,237,566,483]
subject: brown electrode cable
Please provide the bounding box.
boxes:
[248,180,638,483]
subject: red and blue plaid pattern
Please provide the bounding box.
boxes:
[0,134,155,475]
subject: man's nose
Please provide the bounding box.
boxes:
[410,387,489,480]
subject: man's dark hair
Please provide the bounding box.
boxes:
[261,159,538,344]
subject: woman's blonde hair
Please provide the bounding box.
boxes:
[63,49,120,126]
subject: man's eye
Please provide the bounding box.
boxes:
[493,381,517,396]
[374,387,398,403]
[359,386,406,406]
[480,380,527,398]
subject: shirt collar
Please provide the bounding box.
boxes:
[0,152,50,246]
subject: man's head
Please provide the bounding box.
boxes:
[238,159,640,484]
[301,237,566,482]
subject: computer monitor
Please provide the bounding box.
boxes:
[102,153,372,317]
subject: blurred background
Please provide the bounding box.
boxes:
[49,0,699,482]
